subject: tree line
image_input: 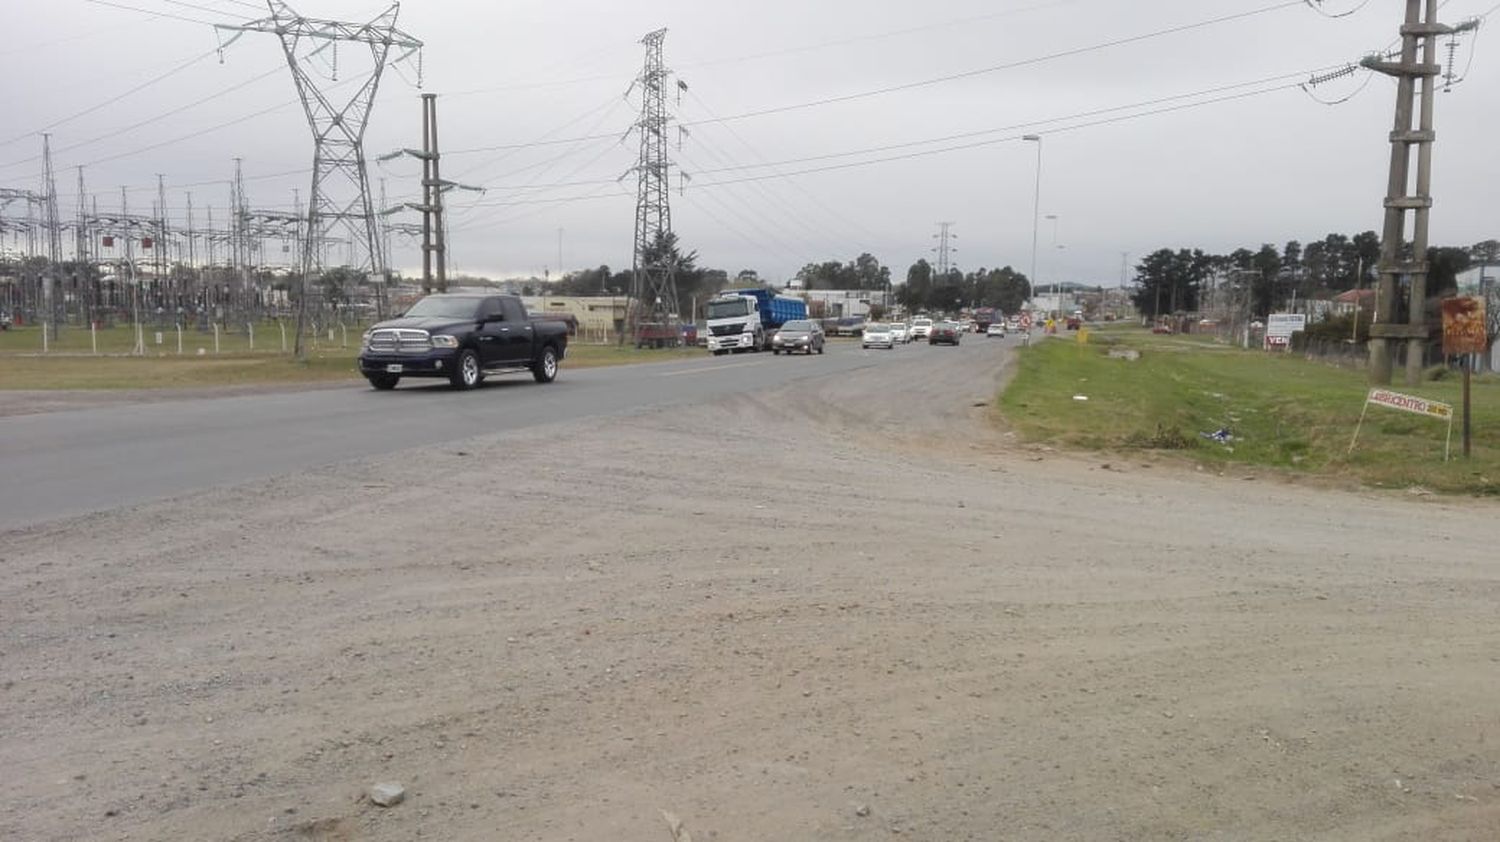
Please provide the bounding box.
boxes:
[1131,231,1497,320]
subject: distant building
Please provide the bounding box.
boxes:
[520,295,628,341]
[1455,265,1498,297]
[797,289,883,318]
[1331,288,1375,317]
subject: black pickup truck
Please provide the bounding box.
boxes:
[357,293,568,390]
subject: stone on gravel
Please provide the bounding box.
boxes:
[855,804,871,817]
[369,782,405,807]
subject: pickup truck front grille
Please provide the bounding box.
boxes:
[367,328,432,354]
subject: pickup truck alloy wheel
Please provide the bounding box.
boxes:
[451,349,481,389]
[533,346,559,383]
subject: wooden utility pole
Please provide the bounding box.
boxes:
[1363,1,1477,385]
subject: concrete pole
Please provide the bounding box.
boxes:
[428,94,448,293]
[1367,0,1422,385]
[420,94,433,294]
[1404,0,1441,386]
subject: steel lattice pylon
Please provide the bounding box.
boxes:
[627,28,679,345]
[216,1,422,353]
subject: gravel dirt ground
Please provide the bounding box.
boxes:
[3,340,1499,841]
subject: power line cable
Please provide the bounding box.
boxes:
[1303,0,1373,18]
[689,80,1308,190]
[449,60,1355,193]
[52,64,284,157]
[679,0,1080,70]
[674,145,832,266]
[82,0,236,26]
[679,1,1307,127]
[0,47,223,150]
[680,86,895,248]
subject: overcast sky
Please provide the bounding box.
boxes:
[3,0,1497,287]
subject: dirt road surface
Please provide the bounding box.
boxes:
[4,341,1498,841]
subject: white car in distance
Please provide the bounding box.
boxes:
[909,317,934,340]
[889,322,910,344]
[986,322,1007,338]
[862,322,895,349]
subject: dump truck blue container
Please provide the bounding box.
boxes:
[726,288,808,332]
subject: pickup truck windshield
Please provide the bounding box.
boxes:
[402,298,481,320]
[707,299,750,319]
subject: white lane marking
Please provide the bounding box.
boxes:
[657,358,779,377]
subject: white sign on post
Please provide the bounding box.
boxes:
[1264,313,1306,351]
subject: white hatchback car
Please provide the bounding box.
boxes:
[986,322,1007,338]
[889,322,910,344]
[862,322,895,349]
[909,318,934,340]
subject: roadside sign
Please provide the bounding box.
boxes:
[1441,297,1486,356]
[1367,389,1452,420]
[1348,388,1455,461]
[1263,313,1306,351]
[1440,297,1486,458]
[1266,314,1307,337]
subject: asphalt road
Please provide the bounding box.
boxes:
[0,339,996,530]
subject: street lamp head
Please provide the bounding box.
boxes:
[1022,134,1041,142]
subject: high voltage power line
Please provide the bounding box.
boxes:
[437,54,1390,201]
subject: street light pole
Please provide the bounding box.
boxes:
[1022,134,1042,314]
[1045,213,1061,317]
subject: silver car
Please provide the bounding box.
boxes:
[862,322,895,349]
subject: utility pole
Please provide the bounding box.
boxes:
[75,167,91,323]
[122,186,144,355]
[157,174,169,319]
[1022,134,1043,299]
[1362,1,1477,385]
[186,191,196,272]
[233,159,250,320]
[932,222,957,280]
[627,27,683,346]
[216,2,422,356]
[41,134,63,334]
[387,94,478,296]
[421,93,447,293]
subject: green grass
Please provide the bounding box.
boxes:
[0,331,705,391]
[999,327,1500,495]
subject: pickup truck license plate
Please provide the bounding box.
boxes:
[385,364,403,373]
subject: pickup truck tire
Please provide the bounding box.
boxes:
[450,349,482,390]
[532,345,559,383]
[366,374,400,390]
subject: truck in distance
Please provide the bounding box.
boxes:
[705,288,809,354]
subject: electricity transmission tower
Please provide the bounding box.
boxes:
[1362,1,1478,386]
[627,28,683,346]
[215,2,423,356]
[932,222,957,278]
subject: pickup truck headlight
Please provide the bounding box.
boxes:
[360,330,373,349]
[431,334,459,349]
